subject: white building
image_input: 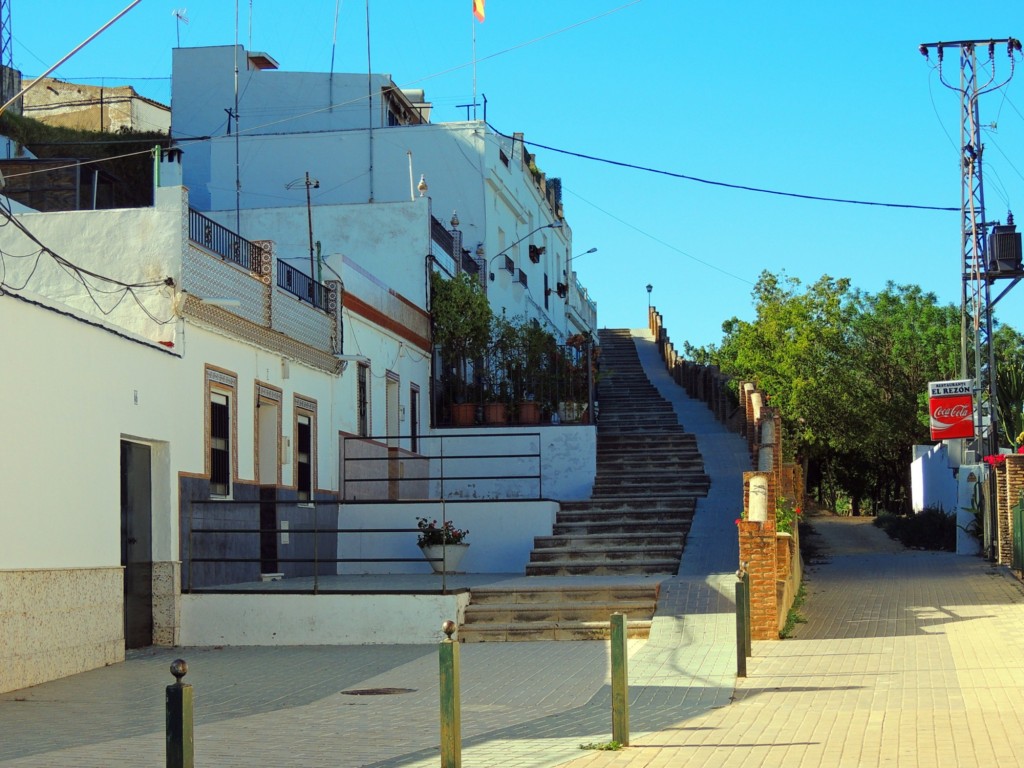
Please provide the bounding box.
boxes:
[0,44,601,693]
[170,45,595,340]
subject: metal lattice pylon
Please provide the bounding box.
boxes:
[922,38,1021,459]
[0,0,11,105]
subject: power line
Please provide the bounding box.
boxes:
[488,124,959,213]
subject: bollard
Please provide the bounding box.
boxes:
[742,563,752,658]
[166,659,194,768]
[439,620,462,768]
[735,569,747,678]
[610,612,630,746]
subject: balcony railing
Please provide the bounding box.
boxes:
[277,260,329,311]
[188,208,264,271]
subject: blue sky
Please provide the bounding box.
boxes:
[13,1,1024,350]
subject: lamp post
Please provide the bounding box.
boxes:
[488,221,564,281]
[647,283,653,309]
[287,172,321,286]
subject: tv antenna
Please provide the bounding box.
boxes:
[173,9,189,47]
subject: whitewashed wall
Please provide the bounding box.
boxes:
[180,592,470,645]
[910,443,959,514]
[336,500,559,575]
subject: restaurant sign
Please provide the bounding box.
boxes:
[928,379,975,441]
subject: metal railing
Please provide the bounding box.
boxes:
[184,498,471,594]
[188,207,263,271]
[340,431,543,500]
[276,260,329,310]
[433,343,595,428]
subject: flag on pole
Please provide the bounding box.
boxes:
[473,0,485,23]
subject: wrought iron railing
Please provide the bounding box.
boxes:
[433,343,595,428]
[277,260,329,311]
[188,208,263,271]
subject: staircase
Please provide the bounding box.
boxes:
[459,329,709,642]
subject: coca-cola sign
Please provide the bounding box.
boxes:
[928,379,975,440]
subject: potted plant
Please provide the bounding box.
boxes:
[484,315,519,425]
[431,271,492,426]
[416,516,470,573]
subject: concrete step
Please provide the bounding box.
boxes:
[534,532,685,549]
[529,545,683,563]
[459,619,653,642]
[462,599,655,625]
[525,559,679,576]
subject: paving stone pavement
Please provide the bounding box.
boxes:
[6,329,1024,766]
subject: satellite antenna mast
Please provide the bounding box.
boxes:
[173,9,189,48]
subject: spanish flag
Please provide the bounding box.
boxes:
[473,0,485,23]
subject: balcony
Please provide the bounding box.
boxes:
[188,208,263,272]
[277,260,330,311]
[183,208,342,370]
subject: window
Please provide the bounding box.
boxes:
[357,362,370,437]
[205,366,237,497]
[296,414,312,501]
[210,392,231,496]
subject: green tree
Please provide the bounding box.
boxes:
[691,272,961,515]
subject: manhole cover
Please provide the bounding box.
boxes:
[341,687,416,696]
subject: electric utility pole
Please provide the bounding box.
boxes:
[920,38,1022,462]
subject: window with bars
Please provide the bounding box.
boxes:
[357,363,370,437]
[210,392,231,496]
[296,414,312,501]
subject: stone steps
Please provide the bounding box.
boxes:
[458,328,707,641]
[459,584,659,642]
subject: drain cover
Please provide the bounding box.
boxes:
[341,687,415,696]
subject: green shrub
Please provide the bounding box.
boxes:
[873,507,955,551]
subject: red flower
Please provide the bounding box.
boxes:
[984,454,1007,465]
[735,518,742,526]
[795,507,802,515]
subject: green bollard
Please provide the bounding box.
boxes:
[742,565,752,658]
[439,620,462,768]
[166,659,194,768]
[735,573,747,678]
[610,612,629,746]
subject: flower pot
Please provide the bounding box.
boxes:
[420,543,470,573]
[518,401,541,425]
[451,402,476,426]
[483,402,508,425]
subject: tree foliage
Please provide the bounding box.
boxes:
[690,271,961,514]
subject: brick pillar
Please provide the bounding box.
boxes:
[740,471,779,640]
[1002,456,1024,564]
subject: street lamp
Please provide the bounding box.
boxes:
[286,172,320,285]
[647,283,653,309]
[488,221,564,281]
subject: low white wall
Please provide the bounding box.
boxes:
[421,425,596,502]
[956,463,984,556]
[337,500,557,574]
[910,443,958,513]
[180,592,470,645]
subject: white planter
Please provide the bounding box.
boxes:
[420,544,470,573]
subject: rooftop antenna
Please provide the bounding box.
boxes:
[172,9,189,48]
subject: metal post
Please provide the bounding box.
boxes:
[610,612,629,745]
[742,565,752,657]
[439,620,462,768]
[165,659,194,768]
[735,572,747,678]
